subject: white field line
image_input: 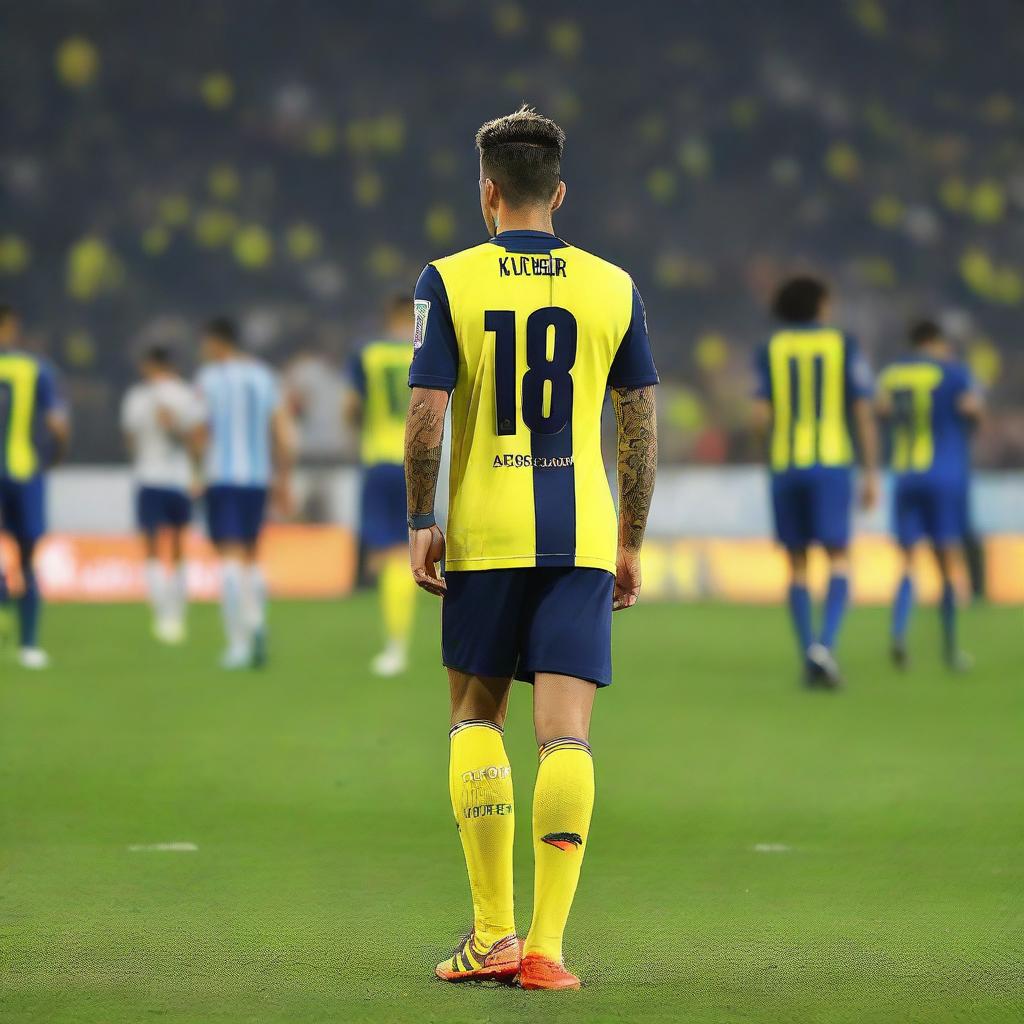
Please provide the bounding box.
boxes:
[752,843,791,853]
[127,842,198,852]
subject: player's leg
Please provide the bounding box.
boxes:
[138,489,170,639]
[807,469,853,687]
[160,489,192,643]
[890,479,920,668]
[362,465,416,676]
[890,546,915,668]
[206,486,249,667]
[518,567,612,989]
[10,476,48,668]
[0,481,13,645]
[240,487,270,667]
[369,544,416,676]
[436,570,521,983]
[931,484,971,671]
[772,472,814,673]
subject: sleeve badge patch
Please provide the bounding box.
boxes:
[413,299,431,351]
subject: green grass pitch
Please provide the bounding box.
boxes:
[1,597,1021,1023]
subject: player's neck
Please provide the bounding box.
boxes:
[495,205,555,236]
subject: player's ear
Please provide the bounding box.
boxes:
[550,180,566,214]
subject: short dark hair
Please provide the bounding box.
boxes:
[0,302,16,323]
[476,105,565,208]
[204,316,238,345]
[909,319,942,347]
[772,276,829,324]
[143,344,174,367]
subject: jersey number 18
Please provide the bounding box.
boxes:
[485,306,577,436]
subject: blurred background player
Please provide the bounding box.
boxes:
[195,317,294,669]
[345,294,417,677]
[752,277,879,689]
[405,107,659,990]
[121,345,204,644]
[877,320,983,671]
[0,303,69,669]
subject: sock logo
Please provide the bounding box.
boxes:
[461,765,511,783]
[541,831,583,852]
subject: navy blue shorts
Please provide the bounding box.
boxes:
[360,463,407,550]
[771,467,852,551]
[136,486,191,535]
[893,476,966,548]
[205,485,268,545]
[442,567,615,688]
[0,475,45,544]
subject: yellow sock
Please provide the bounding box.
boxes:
[448,720,516,946]
[524,738,594,963]
[379,554,415,648]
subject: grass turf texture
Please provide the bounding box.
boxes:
[1,598,1021,1024]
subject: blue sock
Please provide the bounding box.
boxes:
[19,565,41,648]
[787,583,813,656]
[819,574,849,651]
[940,581,957,660]
[892,574,914,644]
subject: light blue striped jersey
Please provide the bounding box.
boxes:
[195,357,280,486]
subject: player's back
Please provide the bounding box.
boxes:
[0,349,58,481]
[878,354,972,483]
[756,325,872,473]
[351,339,410,467]
[122,377,201,489]
[410,230,657,573]
[196,357,279,487]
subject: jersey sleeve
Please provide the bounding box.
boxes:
[347,351,367,398]
[120,389,141,432]
[608,282,659,388]
[408,264,458,392]
[752,343,771,400]
[844,334,874,399]
[35,362,64,416]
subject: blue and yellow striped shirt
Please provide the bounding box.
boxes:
[0,350,60,481]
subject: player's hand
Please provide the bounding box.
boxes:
[272,475,295,519]
[860,471,880,511]
[190,478,206,501]
[156,404,176,430]
[410,525,446,597]
[613,546,642,610]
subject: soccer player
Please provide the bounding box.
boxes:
[752,277,879,689]
[121,345,204,644]
[877,320,981,670]
[0,303,69,669]
[345,295,418,677]
[195,318,294,669]
[404,107,659,990]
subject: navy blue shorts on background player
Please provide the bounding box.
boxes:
[893,476,965,548]
[205,485,268,544]
[771,466,852,551]
[136,486,191,535]
[0,475,45,544]
[360,463,407,550]
[442,567,615,688]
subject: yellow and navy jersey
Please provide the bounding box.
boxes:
[408,229,658,574]
[349,338,412,467]
[878,355,975,481]
[0,350,61,482]
[754,326,873,472]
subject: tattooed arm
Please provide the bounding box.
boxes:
[404,386,450,595]
[610,385,658,609]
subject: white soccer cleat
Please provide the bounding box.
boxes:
[220,645,252,670]
[371,642,408,677]
[154,618,187,645]
[18,647,50,670]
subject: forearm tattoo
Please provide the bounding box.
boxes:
[404,392,445,516]
[612,385,658,550]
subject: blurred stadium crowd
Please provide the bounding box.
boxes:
[2,0,1023,466]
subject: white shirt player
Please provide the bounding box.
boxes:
[121,377,205,491]
[195,357,280,487]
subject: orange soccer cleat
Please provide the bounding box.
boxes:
[435,931,521,983]
[518,952,581,990]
